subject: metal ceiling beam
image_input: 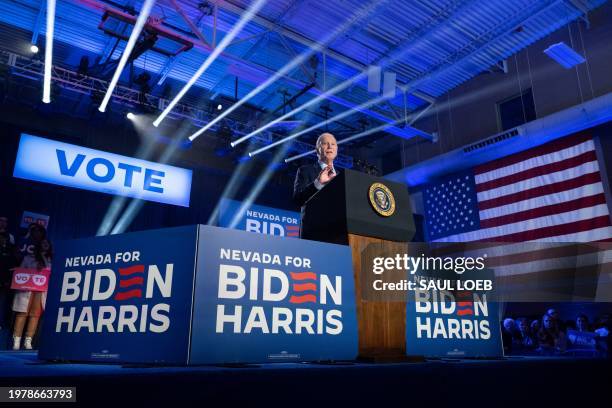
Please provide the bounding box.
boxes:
[213,0,436,105]
[72,0,427,140]
[167,0,210,47]
[399,0,565,93]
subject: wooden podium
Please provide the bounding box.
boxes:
[300,169,416,361]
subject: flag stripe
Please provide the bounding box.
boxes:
[478,215,611,243]
[480,193,607,229]
[479,182,604,220]
[475,132,592,175]
[476,150,597,193]
[478,171,601,210]
[434,206,610,242]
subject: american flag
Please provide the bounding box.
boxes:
[424,132,612,243]
[423,131,612,299]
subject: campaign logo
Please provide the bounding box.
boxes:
[414,288,491,340]
[215,249,343,335]
[55,251,173,334]
[218,199,301,238]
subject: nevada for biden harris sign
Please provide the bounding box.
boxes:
[13,134,192,207]
[39,225,358,364]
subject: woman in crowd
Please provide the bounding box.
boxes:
[537,313,567,353]
[12,238,52,350]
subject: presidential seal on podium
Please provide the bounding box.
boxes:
[368,182,395,217]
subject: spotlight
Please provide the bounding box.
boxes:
[126,112,136,120]
[30,44,39,53]
[217,104,223,111]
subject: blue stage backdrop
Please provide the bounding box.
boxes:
[217,198,300,237]
[39,225,199,364]
[190,225,357,363]
[405,268,503,358]
[39,225,357,364]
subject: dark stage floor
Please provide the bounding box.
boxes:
[0,351,609,407]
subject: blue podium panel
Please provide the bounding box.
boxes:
[405,269,503,358]
[39,226,198,364]
[189,225,358,364]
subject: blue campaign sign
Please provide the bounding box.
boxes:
[189,225,358,364]
[218,198,300,237]
[13,134,192,207]
[38,225,198,364]
[405,269,503,358]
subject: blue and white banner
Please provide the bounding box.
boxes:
[39,225,199,364]
[405,268,503,358]
[189,225,358,364]
[13,134,192,207]
[218,198,300,237]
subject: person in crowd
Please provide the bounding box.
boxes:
[17,223,46,265]
[537,313,567,353]
[501,318,517,354]
[0,217,15,245]
[594,313,610,357]
[0,231,17,335]
[514,317,536,350]
[531,319,541,335]
[12,238,52,350]
[546,308,566,331]
[575,314,590,332]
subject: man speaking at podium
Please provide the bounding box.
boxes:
[293,132,338,207]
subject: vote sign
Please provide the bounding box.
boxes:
[13,134,192,207]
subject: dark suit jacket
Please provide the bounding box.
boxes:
[293,163,321,208]
[293,162,339,207]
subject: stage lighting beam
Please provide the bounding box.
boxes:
[187,0,387,142]
[249,94,389,157]
[98,0,156,113]
[42,0,56,103]
[30,44,39,54]
[231,70,368,147]
[152,0,266,127]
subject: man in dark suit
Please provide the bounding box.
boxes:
[293,132,338,207]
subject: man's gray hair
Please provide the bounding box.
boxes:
[316,132,336,149]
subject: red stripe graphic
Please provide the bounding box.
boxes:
[478,172,601,210]
[287,233,300,237]
[475,132,592,174]
[477,215,611,242]
[119,265,145,276]
[480,193,607,229]
[285,225,300,230]
[114,289,142,300]
[119,276,144,288]
[456,309,474,316]
[476,150,597,192]
[293,283,317,292]
[290,272,317,281]
[457,301,473,307]
[289,294,317,304]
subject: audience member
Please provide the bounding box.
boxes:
[0,217,15,245]
[537,314,567,353]
[12,238,52,350]
[0,231,17,335]
[575,314,590,332]
[514,317,536,350]
[501,318,516,354]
